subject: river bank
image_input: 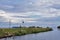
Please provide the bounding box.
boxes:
[0,26,52,39]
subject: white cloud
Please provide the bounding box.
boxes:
[0,0,60,27]
[0,10,38,23]
[19,0,60,18]
[27,21,37,23]
[0,0,60,24]
[0,4,14,9]
[4,5,14,9]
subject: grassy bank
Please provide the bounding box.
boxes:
[0,26,52,38]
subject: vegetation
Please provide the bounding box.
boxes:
[0,26,52,38]
[57,26,60,28]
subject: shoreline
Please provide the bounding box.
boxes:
[0,27,52,39]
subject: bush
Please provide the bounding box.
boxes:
[57,26,60,28]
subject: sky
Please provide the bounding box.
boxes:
[0,0,60,28]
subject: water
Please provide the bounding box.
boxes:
[0,28,60,40]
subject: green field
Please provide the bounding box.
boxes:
[0,27,52,38]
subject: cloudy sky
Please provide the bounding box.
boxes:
[0,0,60,28]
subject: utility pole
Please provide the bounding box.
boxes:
[9,19,11,28]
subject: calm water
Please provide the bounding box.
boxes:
[0,28,60,40]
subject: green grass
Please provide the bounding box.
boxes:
[0,27,52,37]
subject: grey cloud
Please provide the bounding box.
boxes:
[51,4,60,9]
